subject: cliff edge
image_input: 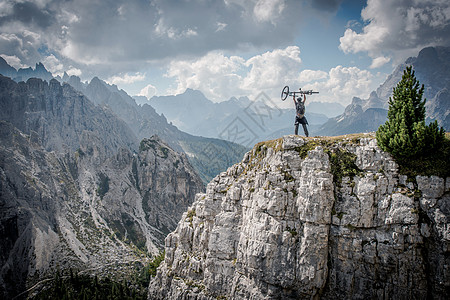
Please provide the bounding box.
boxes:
[149,134,449,299]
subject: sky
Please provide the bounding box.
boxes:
[1,0,449,107]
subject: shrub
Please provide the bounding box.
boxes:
[148,251,165,277]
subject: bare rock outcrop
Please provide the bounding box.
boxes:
[149,135,449,299]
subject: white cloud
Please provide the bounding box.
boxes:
[138,84,157,99]
[67,67,81,76]
[326,66,373,97]
[253,0,286,24]
[154,18,198,40]
[216,22,227,32]
[369,56,391,69]
[60,41,91,65]
[165,51,245,101]
[298,69,328,82]
[41,53,82,78]
[164,46,375,106]
[303,66,375,105]
[339,0,450,67]
[43,54,64,74]
[242,46,302,92]
[22,29,41,41]
[0,31,42,68]
[0,54,25,69]
[0,1,13,18]
[165,46,304,102]
[107,72,146,85]
[184,29,198,37]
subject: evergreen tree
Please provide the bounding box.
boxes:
[376,66,444,158]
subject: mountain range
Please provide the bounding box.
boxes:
[0,76,137,157]
[0,46,448,299]
[144,89,332,144]
[0,57,248,184]
[317,46,450,136]
[62,74,247,184]
[0,61,245,298]
[0,75,205,298]
[0,58,53,83]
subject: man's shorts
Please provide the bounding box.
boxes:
[295,115,308,125]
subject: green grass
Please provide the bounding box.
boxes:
[185,209,196,227]
[325,148,362,187]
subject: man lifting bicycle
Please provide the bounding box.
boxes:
[281,86,318,137]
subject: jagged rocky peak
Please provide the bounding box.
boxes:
[363,90,386,111]
[351,96,363,106]
[149,134,449,299]
[3,60,53,82]
[0,75,138,156]
[139,135,174,159]
[140,134,166,149]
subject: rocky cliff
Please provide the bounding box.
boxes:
[0,75,137,157]
[0,63,248,184]
[0,121,203,298]
[149,135,449,299]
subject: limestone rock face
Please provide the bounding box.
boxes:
[0,75,138,157]
[149,135,449,299]
[0,122,203,299]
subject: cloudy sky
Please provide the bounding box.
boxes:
[1,0,449,106]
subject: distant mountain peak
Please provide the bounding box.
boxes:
[0,57,17,78]
[0,56,15,70]
[0,59,52,82]
[351,96,363,106]
[35,62,47,71]
[90,76,104,85]
[62,71,70,81]
[0,56,8,65]
[417,46,439,61]
[182,88,207,98]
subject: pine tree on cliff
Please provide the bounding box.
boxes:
[376,66,444,158]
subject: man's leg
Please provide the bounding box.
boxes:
[302,124,309,137]
[295,124,299,135]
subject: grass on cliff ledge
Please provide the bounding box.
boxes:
[253,132,450,179]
